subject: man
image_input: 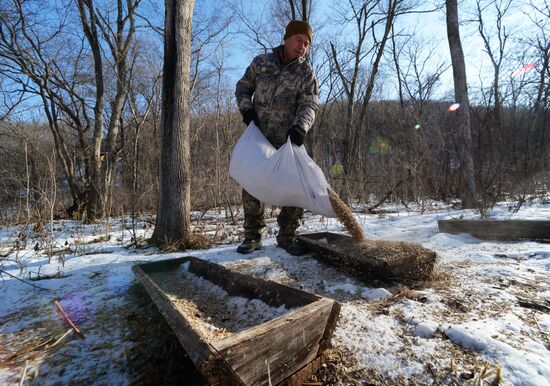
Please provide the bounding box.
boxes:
[235,20,319,255]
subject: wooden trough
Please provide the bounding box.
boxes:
[132,256,340,385]
[438,219,550,241]
[297,232,436,282]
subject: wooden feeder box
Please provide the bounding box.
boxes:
[132,256,340,385]
[438,219,550,241]
[297,232,436,282]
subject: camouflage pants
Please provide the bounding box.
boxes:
[242,189,303,244]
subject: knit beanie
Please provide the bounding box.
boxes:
[284,20,313,43]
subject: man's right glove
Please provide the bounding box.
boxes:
[286,125,306,146]
[242,109,259,126]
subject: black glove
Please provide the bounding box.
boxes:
[242,109,259,126]
[286,125,306,146]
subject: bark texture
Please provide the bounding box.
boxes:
[151,0,195,245]
[446,0,477,208]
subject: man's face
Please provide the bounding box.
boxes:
[283,33,310,60]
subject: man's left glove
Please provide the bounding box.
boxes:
[286,125,306,146]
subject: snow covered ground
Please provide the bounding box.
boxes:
[1,199,549,385]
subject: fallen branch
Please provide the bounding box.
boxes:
[0,269,49,291]
[49,248,75,256]
[0,247,14,258]
[54,301,85,339]
[517,297,550,313]
[28,271,69,281]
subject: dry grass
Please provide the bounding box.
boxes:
[185,233,210,249]
[326,189,436,281]
[149,232,210,252]
[416,267,455,290]
[310,345,503,385]
[328,189,365,241]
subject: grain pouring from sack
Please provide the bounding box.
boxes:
[327,189,365,241]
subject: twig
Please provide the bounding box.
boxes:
[48,328,73,348]
[426,362,438,380]
[0,269,49,291]
[338,369,362,385]
[19,360,28,386]
[54,301,85,339]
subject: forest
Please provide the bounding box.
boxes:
[1,1,549,384]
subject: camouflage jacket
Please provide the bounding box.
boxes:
[235,45,319,147]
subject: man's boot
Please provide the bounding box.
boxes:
[237,239,262,254]
[277,238,308,256]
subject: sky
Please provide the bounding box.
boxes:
[218,0,546,102]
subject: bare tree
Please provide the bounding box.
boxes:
[328,0,413,201]
[446,0,477,207]
[77,0,140,221]
[0,0,91,217]
[287,0,311,20]
[399,36,449,115]
[151,0,195,246]
[524,0,549,166]
[476,0,512,132]
[228,0,278,53]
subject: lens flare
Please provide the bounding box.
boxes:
[57,294,90,324]
[331,162,344,176]
[512,63,535,77]
[369,136,391,155]
[448,103,461,112]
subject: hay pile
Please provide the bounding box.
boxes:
[148,266,293,341]
[335,238,436,281]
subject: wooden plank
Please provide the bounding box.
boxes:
[438,220,550,240]
[281,355,323,386]
[318,301,341,353]
[137,256,319,308]
[132,264,241,385]
[212,298,336,385]
[186,256,320,308]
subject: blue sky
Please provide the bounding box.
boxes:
[215,0,546,103]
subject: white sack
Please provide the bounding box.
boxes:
[229,123,337,218]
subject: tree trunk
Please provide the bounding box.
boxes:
[78,0,105,221]
[82,0,136,221]
[151,0,195,246]
[445,0,477,208]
